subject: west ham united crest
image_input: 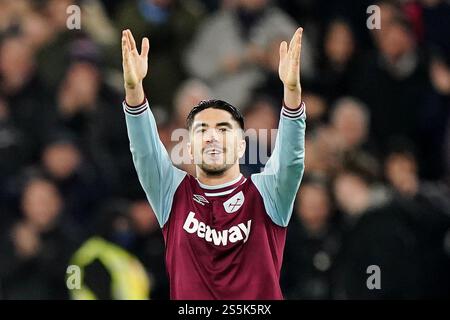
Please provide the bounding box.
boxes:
[223,191,245,213]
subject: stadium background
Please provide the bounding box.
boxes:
[0,0,449,299]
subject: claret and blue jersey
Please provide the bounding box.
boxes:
[123,99,306,300]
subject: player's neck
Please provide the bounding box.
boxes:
[196,165,241,187]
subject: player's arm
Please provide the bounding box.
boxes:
[251,28,306,227]
[122,29,186,227]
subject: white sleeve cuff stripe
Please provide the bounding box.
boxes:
[123,101,148,112]
[282,111,304,119]
[281,103,305,119]
[123,101,149,115]
[282,107,304,116]
[282,102,304,115]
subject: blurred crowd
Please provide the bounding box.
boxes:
[0,0,449,299]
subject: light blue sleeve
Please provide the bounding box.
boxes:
[123,99,186,227]
[251,102,306,227]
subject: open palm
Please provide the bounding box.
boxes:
[122,29,149,89]
[278,28,303,90]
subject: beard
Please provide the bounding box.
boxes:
[196,147,237,176]
[198,162,235,176]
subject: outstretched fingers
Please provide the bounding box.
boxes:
[141,37,149,59]
[126,29,137,52]
[294,28,303,65]
[288,30,296,57]
[289,28,302,60]
[122,31,127,50]
[122,31,134,75]
[279,41,287,61]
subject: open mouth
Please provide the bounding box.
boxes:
[204,149,223,155]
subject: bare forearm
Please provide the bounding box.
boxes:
[283,85,302,109]
[125,82,145,106]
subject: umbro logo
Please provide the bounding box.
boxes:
[193,194,209,206]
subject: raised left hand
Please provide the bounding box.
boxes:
[278,27,303,91]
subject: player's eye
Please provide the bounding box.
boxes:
[218,127,229,133]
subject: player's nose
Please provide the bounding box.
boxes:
[204,128,219,143]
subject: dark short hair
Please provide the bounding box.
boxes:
[186,99,245,131]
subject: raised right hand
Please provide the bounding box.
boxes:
[122,29,149,89]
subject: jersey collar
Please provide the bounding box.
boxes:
[196,174,246,196]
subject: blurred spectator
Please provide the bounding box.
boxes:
[332,169,421,299]
[251,34,286,104]
[71,199,163,299]
[0,0,32,34]
[69,235,150,300]
[81,0,118,48]
[351,15,431,163]
[20,8,54,51]
[383,144,450,298]
[301,92,327,129]
[317,19,358,104]
[418,57,450,180]
[184,0,314,108]
[0,97,29,186]
[54,45,140,198]
[282,176,341,299]
[57,61,101,130]
[172,78,213,128]
[128,200,169,299]
[384,143,450,221]
[420,0,450,58]
[385,144,419,197]
[240,95,278,176]
[34,0,82,92]
[116,0,206,108]
[334,166,450,298]
[304,125,344,177]
[333,170,377,225]
[328,97,379,158]
[0,177,80,299]
[0,34,54,165]
[370,0,403,44]
[446,104,450,182]
[34,0,119,90]
[40,133,108,224]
